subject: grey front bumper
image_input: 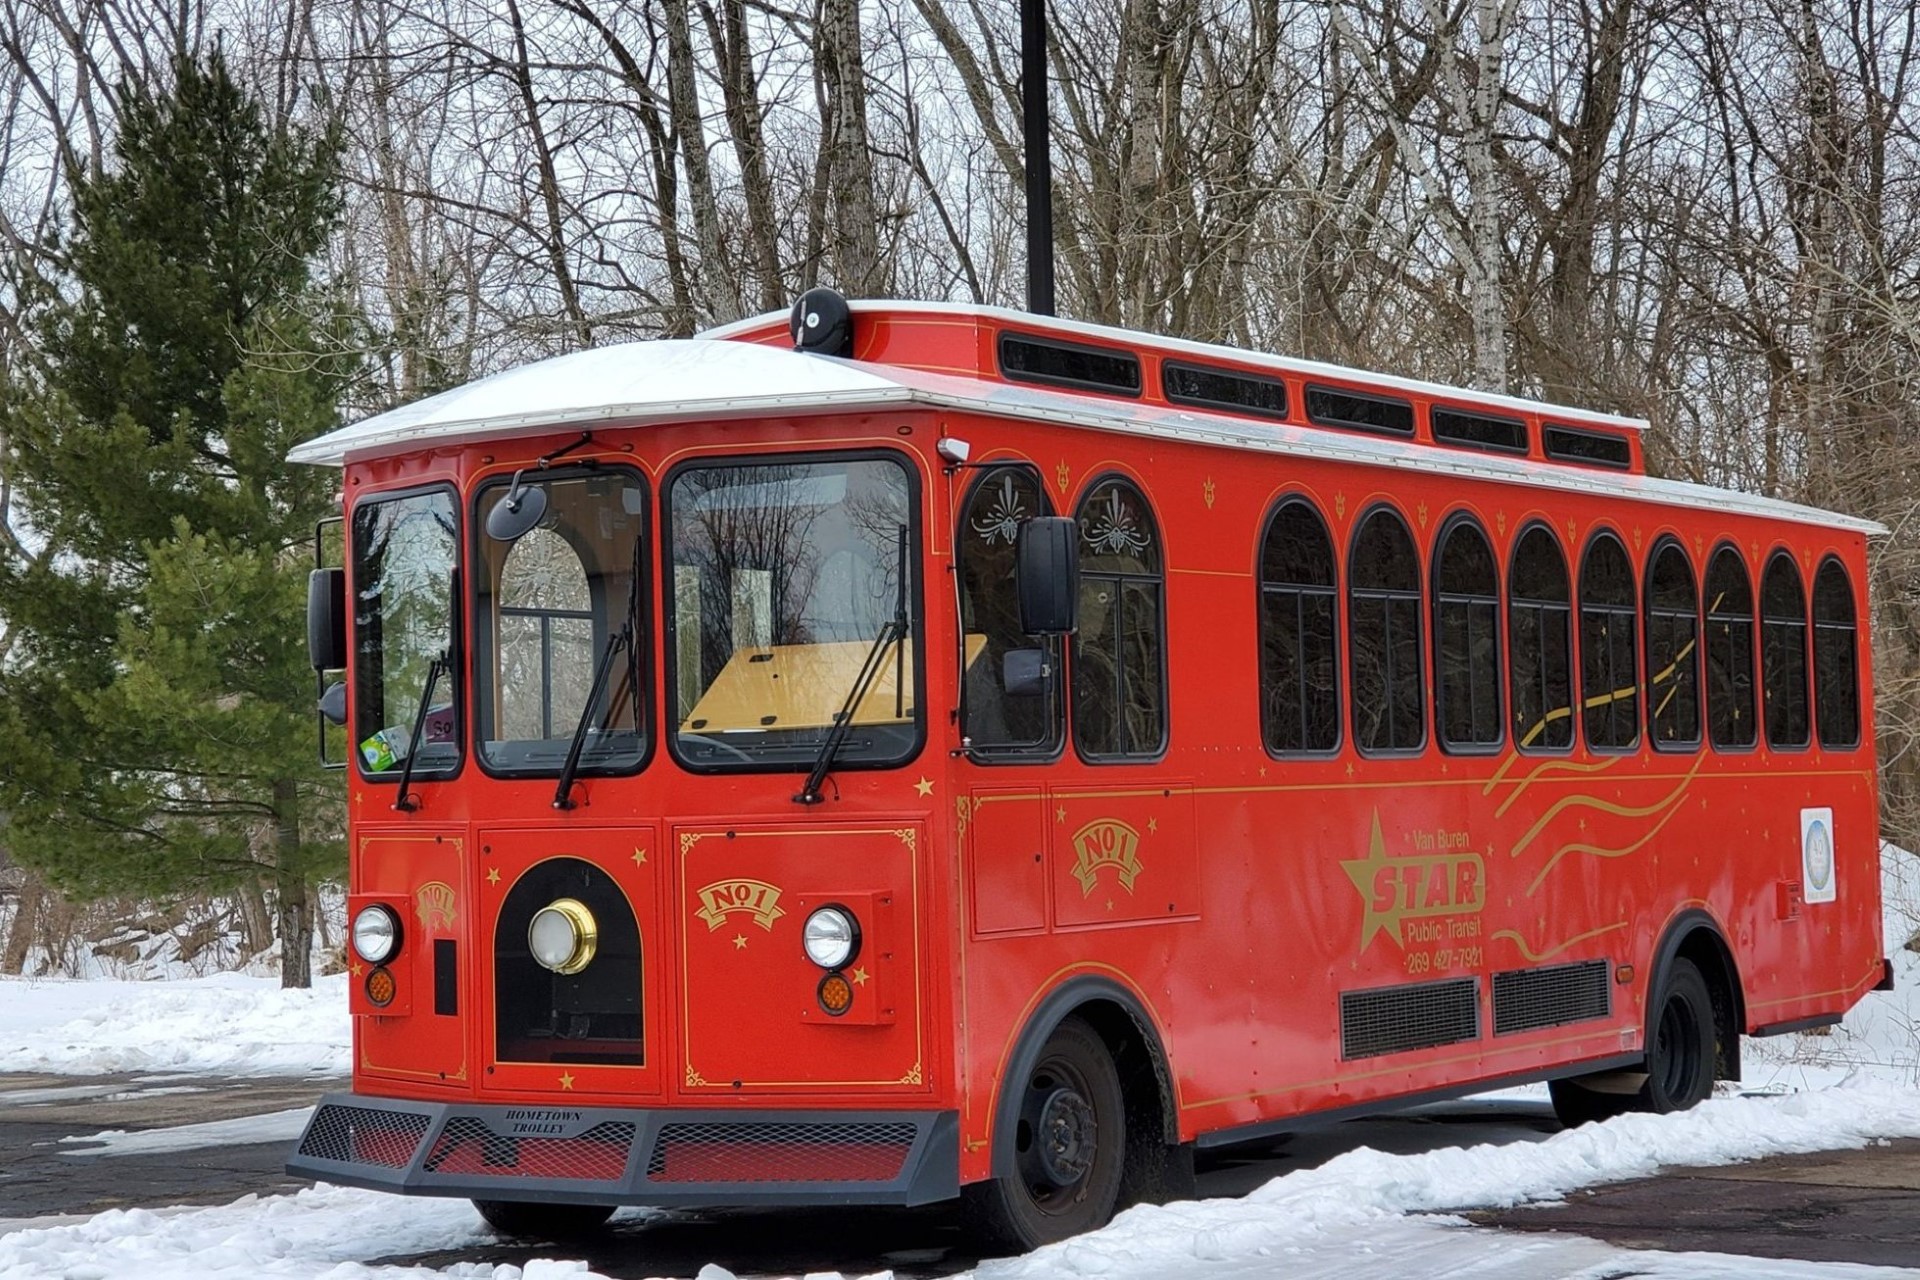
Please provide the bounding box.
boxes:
[287,1092,959,1207]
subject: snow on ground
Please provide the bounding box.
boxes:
[0,971,348,1076]
[4,848,1920,1278]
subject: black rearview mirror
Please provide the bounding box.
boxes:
[307,568,346,672]
[486,476,548,541]
[1016,516,1079,636]
[318,680,348,726]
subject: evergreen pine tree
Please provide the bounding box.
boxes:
[0,48,351,986]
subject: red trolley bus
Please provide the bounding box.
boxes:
[289,291,1889,1250]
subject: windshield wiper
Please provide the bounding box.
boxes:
[795,524,908,805]
[555,536,642,810]
[392,652,449,813]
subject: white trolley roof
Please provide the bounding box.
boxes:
[288,309,1880,536]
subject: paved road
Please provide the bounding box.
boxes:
[5,1070,1919,1276]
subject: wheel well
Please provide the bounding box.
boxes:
[1667,924,1744,1082]
[1072,998,1178,1147]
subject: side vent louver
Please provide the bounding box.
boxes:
[1340,978,1479,1060]
[1492,959,1611,1035]
[998,333,1142,396]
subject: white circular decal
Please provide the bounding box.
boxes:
[1805,819,1833,894]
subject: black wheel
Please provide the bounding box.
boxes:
[963,1016,1126,1253]
[1639,957,1716,1113]
[1549,957,1716,1128]
[472,1199,615,1239]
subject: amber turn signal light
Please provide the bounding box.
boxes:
[366,965,397,1007]
[817,972,854,1016]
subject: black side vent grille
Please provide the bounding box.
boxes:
[1544,425,1633,469]
[1493,960,1612,1035]
[998,333,1142,396]
[1340,978,1479,1060]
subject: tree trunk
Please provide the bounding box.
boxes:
[1,870,44,975]
[274,777,313,989]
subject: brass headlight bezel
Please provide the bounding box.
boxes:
[528,897,599,975]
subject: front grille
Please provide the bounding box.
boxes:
[647,1121,918,1183]
[298,1103,431,1168]
[1340,977,1479,1060]
[423,1116,636,1180]
[1493,959,1612,1035]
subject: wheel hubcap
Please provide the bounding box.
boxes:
[1034,1085,1095,1184]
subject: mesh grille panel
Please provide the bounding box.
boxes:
[1341,978,1479,1060]
[423,1116,636,1180]
[1493,960,1612,1035]
[647,1121,918,1183]
[298,1104,431,1168]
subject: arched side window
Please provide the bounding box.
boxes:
[1259,499,1339,754]
[957,466,1062,757]
[1645,540,1701,750]
[1349,507,1424,754]
[1813,557,1861,749]
[1580,533,1639,752]
[1703,546,1756,749]
[1072,477,1167,759]
[1434,517,1501,750]
[1509,525,1573,752]
[1762,552,1810,749]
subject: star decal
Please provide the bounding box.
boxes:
[632,847,647,865]
[914,776,934,798]
[851,966,871,986]
[733,934,749,950]
[558,1072,575,1090]
[1056,805,1067,824]
[350,961,363,978]
[1147,817,1158,834]
[486,867,501,886]
[1105,898,1115,912]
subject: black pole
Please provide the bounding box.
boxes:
[1020,0,1054,316]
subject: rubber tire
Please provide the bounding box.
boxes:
[1638,957,1717,1113]
[963,1016,1127,1253]
[1549,957,1717,1128]
[472,1199,615,1240]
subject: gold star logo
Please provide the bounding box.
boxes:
[1056,805,1067,824]
[1147,817,1158,834]
[559,1072,575,1090]
[851,966,871,986]
[486,867,501,886]
[350,961,363,978]
[733,934,748,950]
[632,846,647,865]
[913,776,934,798]
[1105,898,1115,912]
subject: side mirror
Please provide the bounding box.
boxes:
[1016,516,1079,636]
[318,681,348,726]
[307,568,346,671]
[1003,648,1049,698]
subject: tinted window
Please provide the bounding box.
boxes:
[1164,362,1288,419]
[958,467,1061,755]
[1813,558,1860,749]
[1645,542,1701,749]
[1543,425,1632,469]
[1000,334,1141,394]
[1435,520,1501,748]
[1260,500,1338,753]
[1431,408,1527,453]
[1510,527,1573,751]
[1762,553,1810,749]
[1073,478,1165,758]
[1580,534,1639,751]
[1703,547,1757,749]
[1350,508,1424,753]
[1306,386,1415,436]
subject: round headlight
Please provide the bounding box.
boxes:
[802,906,860,970]
[528,898,598,975]
[351,904,402,965]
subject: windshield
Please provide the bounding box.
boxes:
[351,488,459,779]
[473,468,648,774]
[667,454,920,770]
